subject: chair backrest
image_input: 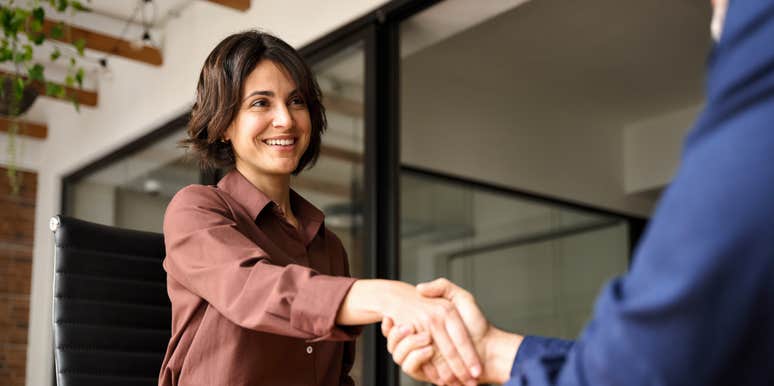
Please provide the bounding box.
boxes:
[50,215,170,386]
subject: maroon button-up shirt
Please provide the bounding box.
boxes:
[158,170,360,386]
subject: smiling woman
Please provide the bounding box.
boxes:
[159,30,483,386]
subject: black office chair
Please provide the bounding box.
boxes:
[50,215,170,386]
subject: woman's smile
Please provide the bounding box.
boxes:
[261,135,298,152]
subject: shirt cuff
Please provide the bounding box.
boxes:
[510,335,575,378]
[290,273,360,342]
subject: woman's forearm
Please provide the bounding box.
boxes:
[336,279,414,325]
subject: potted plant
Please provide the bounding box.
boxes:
[1,0,90,194]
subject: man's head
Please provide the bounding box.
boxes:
[711,0,729,41]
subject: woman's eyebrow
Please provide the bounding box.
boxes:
[242,90,274,102]
[241,89,299,102]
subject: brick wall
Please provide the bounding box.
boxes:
[0,168,37,386]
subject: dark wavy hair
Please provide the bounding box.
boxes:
[182,30,326,175]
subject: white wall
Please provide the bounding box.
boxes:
[71,181,116,226]
[24,1,389,385]
[623,104,703,194]
[400,53,658,218]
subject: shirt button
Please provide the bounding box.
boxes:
[306,345,314,354]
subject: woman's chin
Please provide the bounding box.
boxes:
[265,163,300,176]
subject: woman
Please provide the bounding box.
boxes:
[158,31,480,386]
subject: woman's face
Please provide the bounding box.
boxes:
[225,59,311,178]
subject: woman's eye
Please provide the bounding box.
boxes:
[289,97,305,106]
[250,99,269,108]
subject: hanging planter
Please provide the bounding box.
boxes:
[0,77,38,116]
[1,0,90,194]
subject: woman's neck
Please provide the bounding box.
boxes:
[235,164,294,220]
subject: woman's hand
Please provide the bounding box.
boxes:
[336,279,482,385]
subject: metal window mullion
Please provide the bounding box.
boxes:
[364,17,401,386]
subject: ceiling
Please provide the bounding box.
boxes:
[402,0,713,132]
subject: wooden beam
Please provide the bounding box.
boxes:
[205,0,251,11]
[0,71,98,107]
[0,117,47,139]
[42,19,163,66]
[323,95,363,118]
[320,144,362,164]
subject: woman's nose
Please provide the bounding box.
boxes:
[272,104,292,128]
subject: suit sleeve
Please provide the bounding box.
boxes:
[162,185,358,342]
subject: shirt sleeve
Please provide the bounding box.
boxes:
[506,3,774,384]
[162,184,358,342]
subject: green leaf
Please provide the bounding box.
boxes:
[45,81,64,97]
[75,67,84,87]
[28,63,44,82]
[50,22,64,39]
[72,98,80,112]
[50,47,61,61]
[57,0,69,13]
[11,9,29,34]
[65,75,74,87]
[74,38,86,56]
[0,47,12,62]
[29,19,43,33]
[71,1,91,12]
[14,77,25,100]
[32,7,45,24]
[69,57,75,66]
[31,32,45,45]
[22,44,33,61]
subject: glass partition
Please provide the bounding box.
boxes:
[65,125,197,232]
[400,169,629,386]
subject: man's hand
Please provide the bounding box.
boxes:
[383,278,523,385]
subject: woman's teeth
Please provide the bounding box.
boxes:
[264,138,295,146]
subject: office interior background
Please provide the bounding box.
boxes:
[0,0,712,385]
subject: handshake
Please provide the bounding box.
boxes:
[379,279,522,386]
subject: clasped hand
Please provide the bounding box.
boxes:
[382,278,516,386]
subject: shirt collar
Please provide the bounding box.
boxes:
[289,188,325,245]
[217,169,325,244]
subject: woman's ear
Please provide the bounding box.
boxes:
[222,123,234,142]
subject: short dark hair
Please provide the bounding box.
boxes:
[182,30,326,175]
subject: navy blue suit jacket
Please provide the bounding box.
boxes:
[507,2,774,385]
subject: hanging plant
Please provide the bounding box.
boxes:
[1,0,90,194]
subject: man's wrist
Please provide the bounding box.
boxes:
[483,327,523,384]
